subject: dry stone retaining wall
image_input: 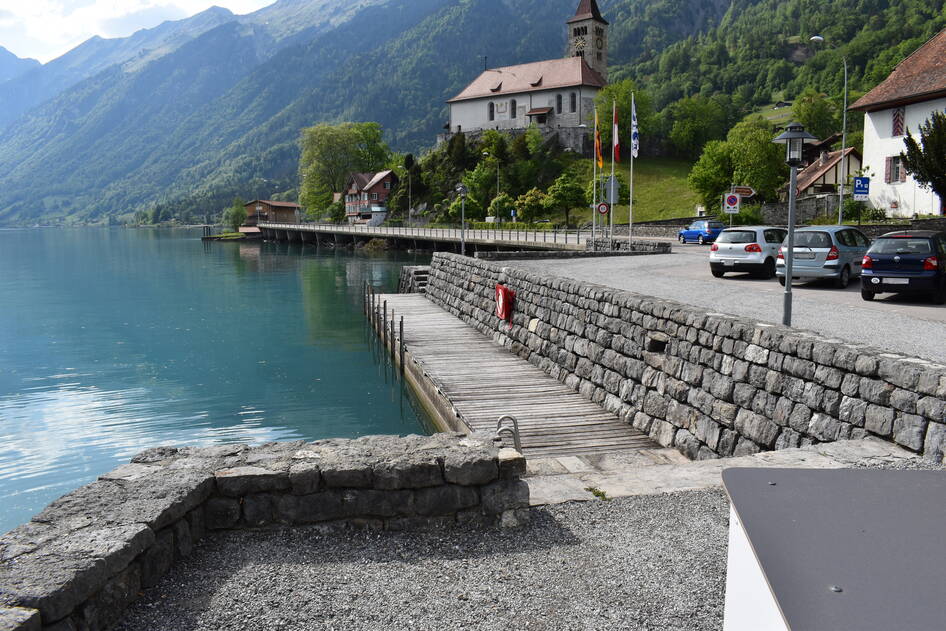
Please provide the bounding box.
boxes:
[425,252,946,462]
[0,434,527,631]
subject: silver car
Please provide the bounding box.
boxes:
[776,225,871,288]
[709,226,787,278]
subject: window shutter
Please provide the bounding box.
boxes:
[885,157,892,184]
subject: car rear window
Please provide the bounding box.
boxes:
[793,231,832,248]
[708,222,726,229]
[869,238,933,255]
[717,230,756,244]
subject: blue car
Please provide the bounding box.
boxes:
[861,230,946,303]
[678,220,726,245]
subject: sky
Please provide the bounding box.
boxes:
[0,0,276,63]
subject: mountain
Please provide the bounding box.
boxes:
[0,47,39,83]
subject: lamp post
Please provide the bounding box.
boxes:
[773,122,819,327]
[456,183,468,256]
[810,35,848,224]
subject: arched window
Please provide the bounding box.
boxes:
[510,99,517,119]
[556,94,563,114]
[570,92,577,113]
[488,102,495,121]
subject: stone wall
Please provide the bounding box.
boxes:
[425,252,946,462]
[584,239,673,254]
[0,435,527,631]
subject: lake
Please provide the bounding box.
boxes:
[0,228,433,534]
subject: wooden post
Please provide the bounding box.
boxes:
[390,311,396,359]
[383,300,388,348]
[399,316,405,374]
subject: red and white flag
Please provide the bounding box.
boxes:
[612,100,620,163]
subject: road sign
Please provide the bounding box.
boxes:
[724,193,741,214]
[732,186,756,198]
[596,202,610,215]
[853,177,870,202]
[607,176,619,205]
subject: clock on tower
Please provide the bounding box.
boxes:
[566,0,608,80]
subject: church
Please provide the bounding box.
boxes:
[443,0,609,154]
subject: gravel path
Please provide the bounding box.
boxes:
[116,490,730,631]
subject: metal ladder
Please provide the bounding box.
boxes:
[495,415,522,452]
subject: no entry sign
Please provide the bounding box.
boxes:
[597,202,610,215]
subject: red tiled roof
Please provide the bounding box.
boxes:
[244,199,301,209]
[527,107,553,115]
[568,0,608,24]
[447,57,606,103]
[794,147,860,194]
[345,171,395,194]
[851,29,946,112]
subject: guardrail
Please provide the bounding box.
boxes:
[258,221,587,247]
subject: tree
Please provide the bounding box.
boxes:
[447,194,483,222]
[298,122,392,210]
[461,161,496,212]
[688,140,733,210]
[901,111,946,205]
[327,200,346,224]
[515,188,547,223]
[792,88,838,141]
[488,192,515,220]
[593,79,655,154]
[667,95,728,158]
[544,172,586,227]
[223,197,247,232]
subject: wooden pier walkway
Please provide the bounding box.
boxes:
[375,294,656,458]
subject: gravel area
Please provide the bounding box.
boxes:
[116,490,730,631]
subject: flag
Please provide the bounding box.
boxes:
[594,109,604,169]
[612,100,620,163]
[631,93,640,159]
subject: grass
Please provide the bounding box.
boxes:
[748,102,794,128]
[585,486,611,501]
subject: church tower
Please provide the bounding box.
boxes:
[566,0,608,80]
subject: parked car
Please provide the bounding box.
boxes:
[678,220,726,245]
[775,226,871,288]
[709,226,787,278]
[860,231,946,303]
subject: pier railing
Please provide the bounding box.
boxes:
[258,221,587,248]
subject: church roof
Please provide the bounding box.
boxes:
[568,0,608,25]
[447,57,606,103]
[851,28,946,112]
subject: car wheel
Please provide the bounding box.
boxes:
[834,266,851,289]
[760,258,776,279]
[711,269,725,278]
[698,235,705,245]
[861,287,875,301]
[678,234,685,244]
[934,286,946,305]
[778,276,786,287]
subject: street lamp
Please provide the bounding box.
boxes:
[810,35,848,224]
[455,183,468,256]
[773,122,819,327]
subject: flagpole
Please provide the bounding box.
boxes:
[629,92,635,248]
[610,99,616,250]
[592,133,597,251]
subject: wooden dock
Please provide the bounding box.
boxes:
[374,293,656,458]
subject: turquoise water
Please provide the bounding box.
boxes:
[0,228,433,534]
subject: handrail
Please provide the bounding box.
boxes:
[496,414,522,452]
[257,221,586,246]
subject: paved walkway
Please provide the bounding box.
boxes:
[376,293,656,458]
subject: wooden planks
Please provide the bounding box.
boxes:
[377,294,655,458]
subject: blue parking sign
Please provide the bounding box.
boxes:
[853,177,870,202]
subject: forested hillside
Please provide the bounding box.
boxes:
[0,0,942,225]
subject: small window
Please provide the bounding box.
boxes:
[556,94,562,114]
[488,102,495,121]
[886,156,907,183]
[510,99,517,119]
[371,193,378,201]
[384,181,391,189]
[836,230,855,247]
[570,92,577,113]
[892,108,905,136]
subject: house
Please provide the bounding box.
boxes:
[344,170,398,225]
[850,29,946,216]
[243,199,302,225]
[443,0,609,154]
[791,147,862,199]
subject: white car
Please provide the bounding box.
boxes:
[709,226,787,279]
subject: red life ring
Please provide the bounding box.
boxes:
[495,283,515,327]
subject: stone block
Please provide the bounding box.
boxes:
[340,489,413,518]
[693,416,721,451]
[480,480,529,514]
[840,373,861,397]
[917,396,946,422]
[772,397,794,427]
[744,344,769,365]
[733,438,762,457]
[413,485,479,516]
[648,419,677,448]
[443,451,498,486]
[204,497,240,530]
[923,423,946,461]
[319,458,373,489]
[497,448,526,480]
[710,400,738,427]
[632,412,653,433]
[75,562,140,631]
[288,462,322,495]
[642,392,669,420]
[890,389,919,414]
[674,429,701,460]
[214,467,289,497]
[242,494,278,527]
[813,365,844,390]
[276,492,344,524]
[809,414,842,442]
[186,506,205,543]
[733,383,757,408]
[893,414,928,452]
[171,518,192,559]
[735,409,779,448]
[838,397,868,427]
[854,354,878,377]
[788,404,813,434]
[859,378,895,406]
[864,404,895,437]
[0,608,40,631]
[774,428,801,450]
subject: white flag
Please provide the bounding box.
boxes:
[631,94,639,159]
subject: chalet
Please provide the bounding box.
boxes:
[443,0,609,153]
[791,147,862,199]
[344,170,398,225]
[850,28,946,216]
[243,199,302,225]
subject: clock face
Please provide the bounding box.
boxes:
[596,37,604,50]
[574,36,586,50]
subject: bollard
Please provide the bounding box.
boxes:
[383,300,388,347]
[390,312,396,359]
[399,316,404,373]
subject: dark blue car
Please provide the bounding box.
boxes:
[678,220,726,245]
[861,230,946,303]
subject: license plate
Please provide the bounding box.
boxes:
[723,259,734,266]
[884,278,910,285]
[795,252,815,259]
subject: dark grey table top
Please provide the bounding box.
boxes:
[722,467,946,631]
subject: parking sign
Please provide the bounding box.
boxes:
[724,194,741,214]
[853,177,870,202]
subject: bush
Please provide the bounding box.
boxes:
[470,221,554,230]
[715,204,762,225]
[843,199,887,223]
